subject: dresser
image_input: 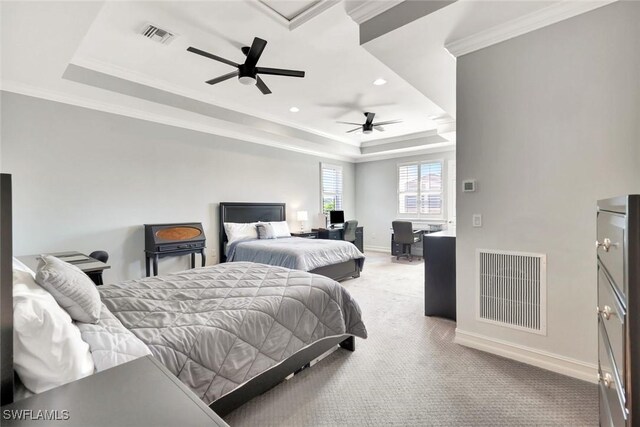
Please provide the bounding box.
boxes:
[597,195,640,426]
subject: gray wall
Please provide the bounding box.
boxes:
[0,92,355,283]
[355,150,455,251]
[456,1,640,365]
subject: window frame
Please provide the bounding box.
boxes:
[397,159,445,220]
[320,163,343,215]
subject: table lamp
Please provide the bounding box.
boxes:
[296,210,308,232]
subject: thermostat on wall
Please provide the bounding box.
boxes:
[462,180,476,192]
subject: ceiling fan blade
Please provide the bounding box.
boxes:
[244,37,267,68]
[255,76,272,95]
[372,120,402,126]
[336,121,363,125]
[256,67,305,78]
[374,125,386,132]
[205,71,239,85]
[346,127,361,133]
[364,112,375,127]
[187,47,238,67]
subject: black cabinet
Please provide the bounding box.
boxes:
[314,227,364,253]
[424,230,456,321]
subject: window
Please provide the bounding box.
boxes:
[398,161,443,217]
[321,163,343,214]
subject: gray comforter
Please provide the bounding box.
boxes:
[96,262,367,405]
[227,237,365,271]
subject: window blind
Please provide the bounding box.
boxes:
[398,161,443,216]
[321,164,343,214]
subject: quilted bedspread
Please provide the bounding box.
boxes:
[98,262,367,405]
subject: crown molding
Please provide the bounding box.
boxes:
[344,0,404,25]
[445,0,618,58]
[254,0,341,31]
[0,80,357,163]
[360,129,441,148]
[355,142,456,163]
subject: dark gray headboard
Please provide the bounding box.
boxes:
[218,202,286,262]
[0,174,13,405]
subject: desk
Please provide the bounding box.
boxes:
[1,356,227,427]
[312,227,364,253]
[18,252,110,285]
[423,230,456,321]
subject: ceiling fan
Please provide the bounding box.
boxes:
[187,37,305,95]
[338,112,402,134]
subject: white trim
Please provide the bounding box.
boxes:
[345,0,404,24]
[355,144,456,163]
[447,160,456,226]
[320,162,344,215]
[454,329,598,383]
[360,129,440,148]
[364,245,391,254]
[255,0,341,31]
[0,80,356,162]
[445,0,618,58]
[289,1,341,30]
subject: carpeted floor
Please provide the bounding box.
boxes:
[224,252,597,426]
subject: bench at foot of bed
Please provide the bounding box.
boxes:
[209,334,357,417]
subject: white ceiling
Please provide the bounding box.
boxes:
[72,1,444,144]
[1,0,605,162]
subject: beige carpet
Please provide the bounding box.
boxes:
[224,252,597,426]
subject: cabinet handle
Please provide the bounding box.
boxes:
[597,305,615,320]
[595,238,616,252]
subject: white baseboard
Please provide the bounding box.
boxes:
[454,329,597,384]
[364,245,391,253]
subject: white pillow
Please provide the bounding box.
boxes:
[224,222,259,244]
[270,221,291,238]
[12,257,35,277]
[13,264,95,394]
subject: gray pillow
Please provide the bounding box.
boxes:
[256,223,276,239]
[35,255,101,323]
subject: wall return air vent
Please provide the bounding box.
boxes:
[476,249,547,335]
[140,24,175,44]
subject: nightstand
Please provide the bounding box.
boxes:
[1,356,228,426]
[291,231,319,239]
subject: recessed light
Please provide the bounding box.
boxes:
[289,107,300,113]
[373,78,387,86]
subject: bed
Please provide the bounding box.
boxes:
[0,183,367,415]
[219,202,364,282]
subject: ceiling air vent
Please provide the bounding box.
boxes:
[140,24,175,45]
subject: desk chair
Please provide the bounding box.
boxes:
[343,220,358,245]
[88,250,109,286]
[392,221,421,261]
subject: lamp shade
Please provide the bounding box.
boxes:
[297,211,308,221]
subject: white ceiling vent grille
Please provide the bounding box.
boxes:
[477,249,547,335]
[140,24,175,45]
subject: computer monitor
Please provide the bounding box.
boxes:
[329,210,345,226]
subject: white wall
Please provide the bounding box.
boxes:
[355,150,455,251]
[0,92,355,283]
[456,1,640,372]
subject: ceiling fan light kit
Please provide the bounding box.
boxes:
[187,37,305,95]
